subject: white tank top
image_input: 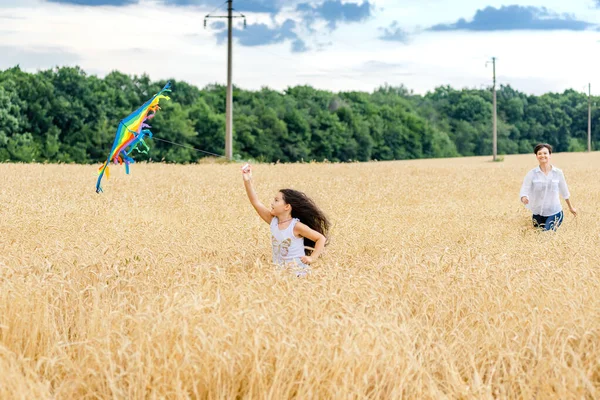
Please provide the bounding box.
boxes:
[270,217,305,265]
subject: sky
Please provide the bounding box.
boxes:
[0,0,599,95]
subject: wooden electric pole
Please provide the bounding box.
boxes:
[588,83,592,152]
[486,57,497,161]
[204,1,246,160]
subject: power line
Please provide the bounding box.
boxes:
[205,0,228,18]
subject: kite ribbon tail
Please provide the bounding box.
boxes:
[96,161,110,193]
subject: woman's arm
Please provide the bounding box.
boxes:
[520,170,533,204]
[294,222,326,264]
[242,167,273,224]
[559,171,576,216]
[565,199,577,216]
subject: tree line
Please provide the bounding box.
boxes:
[0,66,597,164]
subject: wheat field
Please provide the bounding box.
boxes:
[0,152,599,399]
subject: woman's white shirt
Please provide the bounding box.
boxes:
[519,166,570,216]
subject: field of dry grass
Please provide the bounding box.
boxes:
[0,152,599,399]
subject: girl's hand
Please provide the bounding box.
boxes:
[300,256,314,265]
[521,196,529,205]
[569,207,577,217]
[241,164,252,181]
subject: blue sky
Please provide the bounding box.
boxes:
[0,0,599,94]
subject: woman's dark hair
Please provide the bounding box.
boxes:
[534,143,552,154]
[280,189,330,255]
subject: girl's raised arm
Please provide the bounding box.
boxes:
[242,165,273,224]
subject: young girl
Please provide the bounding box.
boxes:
[242,164,329,275]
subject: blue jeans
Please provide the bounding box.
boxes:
[532,211,563,231]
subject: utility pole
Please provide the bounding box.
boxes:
[204,2,245,160]
[225,0,233,160]
[588,83,592,152]
[485,57,498,161]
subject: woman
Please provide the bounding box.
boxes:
[520,143,576,230]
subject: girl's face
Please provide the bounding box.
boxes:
[270,192,290,216]
[536,148,551,164]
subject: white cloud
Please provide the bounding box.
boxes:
[0,45,81,70]
[0,0,598,95]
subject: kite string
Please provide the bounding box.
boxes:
[151,136,228,159]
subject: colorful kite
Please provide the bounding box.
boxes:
[96,82,172,193]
